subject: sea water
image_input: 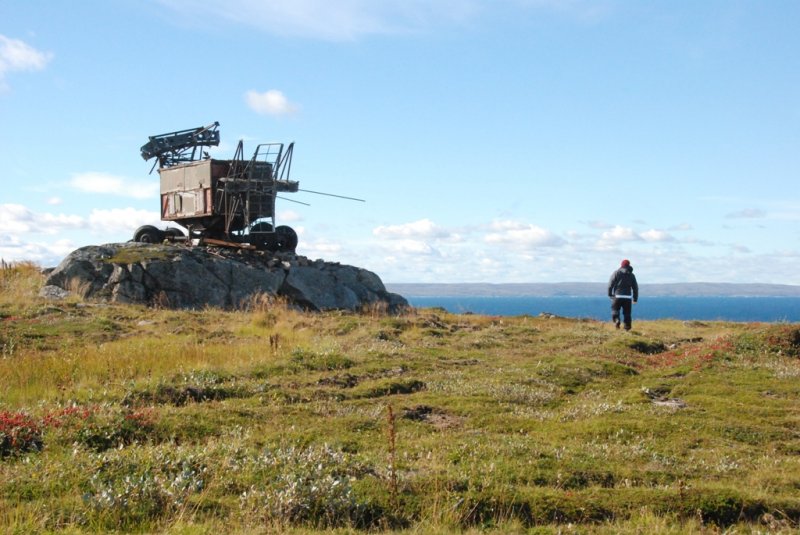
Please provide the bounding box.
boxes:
[405,296,800,322]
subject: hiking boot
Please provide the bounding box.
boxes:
[614,320,620,329]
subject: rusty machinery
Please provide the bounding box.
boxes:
[134,122,300,251]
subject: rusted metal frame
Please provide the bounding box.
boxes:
[202,237,256,250]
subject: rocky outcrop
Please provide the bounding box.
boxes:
[41,243,408,312]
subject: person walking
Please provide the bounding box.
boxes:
[608,259,638,330]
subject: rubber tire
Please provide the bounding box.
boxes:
[133,225,163,244]
[249,221,274,234]
[275,225,298,252]
[164,227,186,238]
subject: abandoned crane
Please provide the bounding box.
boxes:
[133,122,300,252]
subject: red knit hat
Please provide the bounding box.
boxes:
[621,259,630,267]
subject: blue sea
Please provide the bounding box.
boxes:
[405,296,800,322]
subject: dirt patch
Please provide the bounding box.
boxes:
[628,339,667,355]
[317,373,360,388]
[125,384,243,406]
[641,386,687,410]
[403,404,464,430]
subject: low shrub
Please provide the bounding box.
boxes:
[239,443,381,528]
[124,370,247,406]
[360,379,426,398]
[764,325,800,357]
[290,348,355,371]
[74,407,157,451]
[734,325,800,358]
[0,410,42,456]
[83,447,206,529]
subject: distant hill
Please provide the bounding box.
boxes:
[386,282,800,297]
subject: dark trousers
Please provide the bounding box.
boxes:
[611,298,633,329]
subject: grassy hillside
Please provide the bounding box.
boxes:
[1,262,799,533]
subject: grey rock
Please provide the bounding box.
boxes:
[280,263,404,312]
[44,242,408,313]
[282,266,360,311]
[39,285,71,301]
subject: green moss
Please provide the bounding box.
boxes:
[105,246,172,265]
[290,348,355,371]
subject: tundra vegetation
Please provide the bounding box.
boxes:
[1,260,799,534]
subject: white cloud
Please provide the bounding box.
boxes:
[639,229,675,242]
[0,205,160,264]
[88,208,162,234]
[70,172,160,199]
[0,204,35,233]
[597,226,679,247]
[484,220,564,247]
[383,239,441,255]
[0,234,76,266]
[373,218,452,240]
[599,225,640,244]
[276,209,303,223]
[0,203,85,234]
[0,35,53,88]
[245,90,299,116]
[47,197,63,206]
[299,239,343,259]
[39,213,85,234]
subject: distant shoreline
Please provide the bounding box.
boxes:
[386,282,800,298]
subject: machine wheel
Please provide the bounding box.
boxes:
[164,227,186,239]
[133,225,164,244]
[249,221,273,234]
[275,225,298,252]
[248,222,275,249]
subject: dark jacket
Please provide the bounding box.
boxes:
[608,266,638,301]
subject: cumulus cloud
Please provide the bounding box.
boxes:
[39,213,85,234]
[47,197,63,206]
[0,234,76,266]
[276,209,303,222]
[299,239,343,258]
[0,203,85,234]
[381,239,441,256]
[0,204,35,233]
[88,208,161,233]
[0,204,161,264]
[599,225,641,244]
[373,218,452,240]
[726,208,766,219]
[597,225,679,246]
[483,220,564,248]
[639,229,675,242]
[0,35,53,88]
[70,172,160,199]
[245,90,299,116]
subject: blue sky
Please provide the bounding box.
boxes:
[2,0,798,284]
